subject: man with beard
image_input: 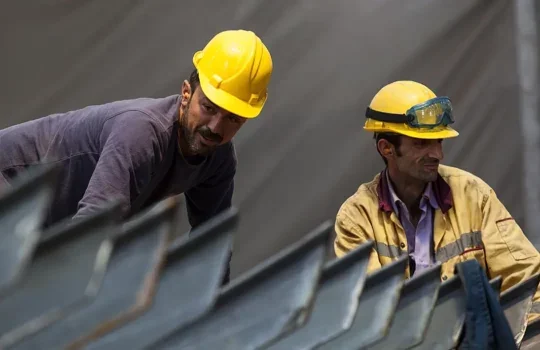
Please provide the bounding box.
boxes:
[0,29,273,283]
[334,80,540,322]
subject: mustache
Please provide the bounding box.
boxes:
[198,126,223,144]
[422,158,440,165]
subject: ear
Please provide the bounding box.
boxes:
[377,139,394,159]
[181,80,192,107]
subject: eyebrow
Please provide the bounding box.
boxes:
[200,95,242,119]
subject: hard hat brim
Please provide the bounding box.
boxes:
[364,124,459,139]
[197,72,267,119]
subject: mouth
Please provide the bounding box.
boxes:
[198,133,220,146]
[424,163,439,171]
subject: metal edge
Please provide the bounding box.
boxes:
[112,196,180,245]
[500,274,540,305]
[0,239,116,347]
[165,207,239,261]
[0,162,60,213]
[37,201,123,248]
[523,318,540,342]
[320,240,373,281]
[0,164,62,295]
[67,206,174,348]
[312,244,373,347]
[356,257,409,350]
[436,275,462,299]
[401,264,442,294]
[405,265,443,348]
[0,296,93,348]
[217,220,333,304]
[363,255,408,289]
[489,275,503,295]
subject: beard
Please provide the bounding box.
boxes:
[179,102,222,157]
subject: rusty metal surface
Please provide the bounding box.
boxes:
[0,203,122,344]
[85,207,238,350]
[5,197,179,350]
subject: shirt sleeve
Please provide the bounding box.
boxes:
[480,187,540,323]
[73,111,166,221]
[334,198,382,273]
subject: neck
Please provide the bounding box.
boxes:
[387,167,427,210]
[177,109,193,157]
[177,126,193,157]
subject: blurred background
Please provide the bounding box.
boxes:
[1,0,539,280]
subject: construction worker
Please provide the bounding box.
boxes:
[0,29,273,284]
[334,80,540,322]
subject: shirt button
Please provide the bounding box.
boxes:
[400,243,406,248]
[442,275,448,281]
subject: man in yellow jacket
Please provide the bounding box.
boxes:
[334,80,540,322]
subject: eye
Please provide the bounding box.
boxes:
[228,115,242,124]
[414,139,428,147]
[203,104,216,114]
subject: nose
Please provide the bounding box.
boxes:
[206,113,227,136]
[428,141,444,160]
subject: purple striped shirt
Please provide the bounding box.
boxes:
[386,172,439,273]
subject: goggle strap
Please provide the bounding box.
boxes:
[365,107,408,123]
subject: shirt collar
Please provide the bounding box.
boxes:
[378,168,451,214]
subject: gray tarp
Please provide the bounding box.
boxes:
[0,0,529,278]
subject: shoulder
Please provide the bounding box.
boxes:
[337,172,381,222]
[438,164,493,196]
[99,95,179,131]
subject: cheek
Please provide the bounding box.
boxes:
[187,111,208,129]
[221,124,243,142]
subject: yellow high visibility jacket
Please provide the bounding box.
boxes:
[334,164,540,323]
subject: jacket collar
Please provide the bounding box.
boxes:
[377,168,453,214]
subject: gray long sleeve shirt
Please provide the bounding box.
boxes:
[0,94,237,230]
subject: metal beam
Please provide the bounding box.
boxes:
[148,221,332,350]
[265,240,373,350]
[500,273,540,346]
[0,203,122,344]
[0,165,59,296]
[85,207,238,350]
[368,264,442,350]
[315,256,408,350]
[6,197,179,350]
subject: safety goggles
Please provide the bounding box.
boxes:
[365,96,455,129]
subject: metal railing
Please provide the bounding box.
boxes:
[1,166,540,350]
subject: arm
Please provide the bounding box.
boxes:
[334,200,382,273]
[73,111,166,220]
[185,144,236,284]
[480,188,540,323]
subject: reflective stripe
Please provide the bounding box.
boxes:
[531,301,540,314]
[375,241,406,258]
[435,231,484,263]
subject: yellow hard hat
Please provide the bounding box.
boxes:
[364,81,459,139]
[193,30,273,119]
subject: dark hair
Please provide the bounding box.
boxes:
[374,132,402,165]
[189,69,200,91]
